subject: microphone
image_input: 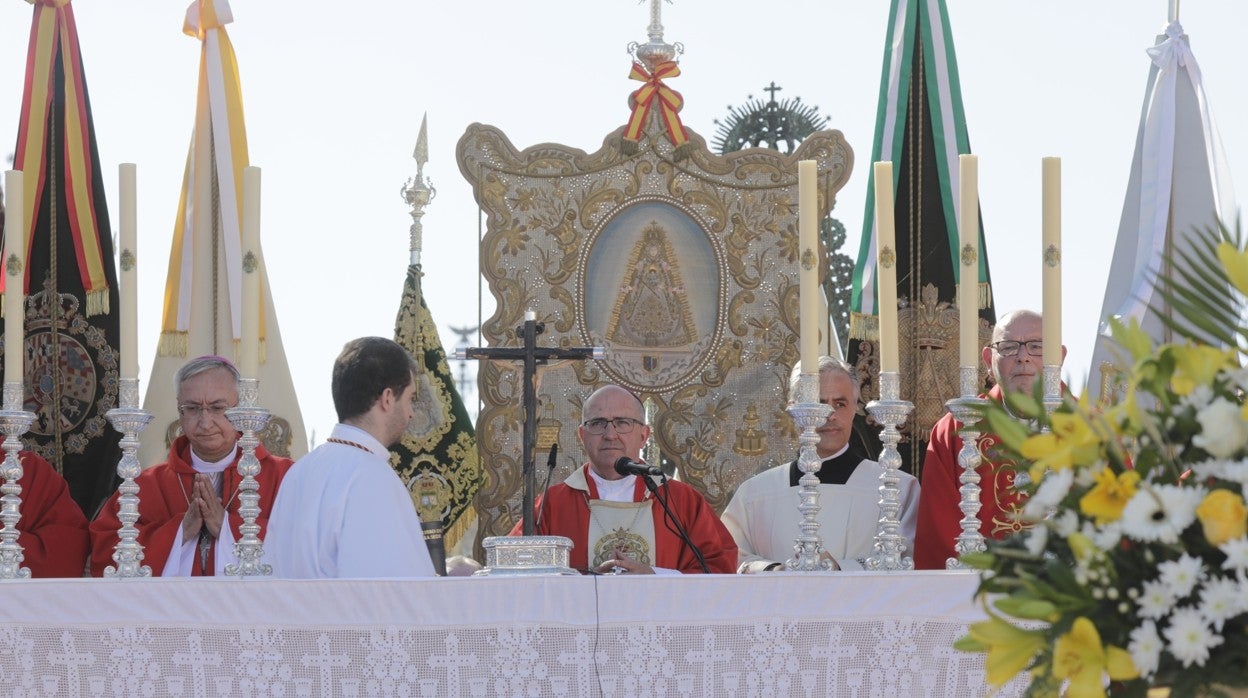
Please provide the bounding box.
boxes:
[614,457,663,478]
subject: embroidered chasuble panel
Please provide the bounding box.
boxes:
[456,122,852,545]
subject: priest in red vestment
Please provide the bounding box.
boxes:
[914,310,1064,569]
[512,384,736,574]
[10,452,90,577]
[89,356,293,576]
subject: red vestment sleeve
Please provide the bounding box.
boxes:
[15,452,90,577]
[913,415,964,570]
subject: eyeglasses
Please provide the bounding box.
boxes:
[177,402,233,419]
[989,340,1044,358]
[581,417,643,435]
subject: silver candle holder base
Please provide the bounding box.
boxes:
[944,366,989,570]
[785,372,835,572]
[225,378,272,577]
[864,371,915,571]
[0,382,35,580]
[1042,364,1062,418]
[104,378,154,578]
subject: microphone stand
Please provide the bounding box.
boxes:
[640,475,711,574]
[534,443,558,529]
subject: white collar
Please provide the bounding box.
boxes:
[587,468,638,503]
[190,446,238,474]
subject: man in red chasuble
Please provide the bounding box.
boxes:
[10,453,90,577]
[89,355,293,576]
[914,309,1066,569]
[513,384,736,574]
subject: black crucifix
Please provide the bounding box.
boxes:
[457,316,602,535]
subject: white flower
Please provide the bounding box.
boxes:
[1198,576,1241,631]
[1128,619,1162,678]
[1157,553,1205,599]
[1181,384,1215,410]
[1052,509,1079,537]
[1086,521,1122,551]
[1228,366,1248,394]
[1024,525,1048,557]
[1163,606,1224,667]
[1022,468,1073,522]
[1120,485,1205,544]
[1193,398,1248,459]
[1220,536,1248,572]
[1136,579,1176,619]
[1192,457,1248,486]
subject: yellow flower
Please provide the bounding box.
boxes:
[1195,489,1248,546]
[1080,468,1141,525]
[1169,344,1236,396]
[1217,240,1248,296]
[1021,411,1102,480]
[963,613,1047,687]
[1052,617,1140,698]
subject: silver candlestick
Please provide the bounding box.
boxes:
[0,382,35,579]
[864,371,915,571]
[225,377,271,577]
[1042,364,1062,418]
[944,366,989,569]
[104,378,154,577]
[785,372,835,572]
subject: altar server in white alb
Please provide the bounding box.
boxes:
[720,356,920,572]
[266,337,436,578]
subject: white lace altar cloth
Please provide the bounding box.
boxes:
[0,571,1026,696]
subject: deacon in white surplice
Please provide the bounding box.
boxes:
[266,337,436,579]
[720,357,920,572]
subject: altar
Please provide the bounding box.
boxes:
[0,571,1026,697]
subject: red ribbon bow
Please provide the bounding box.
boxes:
[623,61,689,151]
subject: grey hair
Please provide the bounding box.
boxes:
[174,355,241,398]
[992,309,1042,342]
[789,356,860,405]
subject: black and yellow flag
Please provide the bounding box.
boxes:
[391,263,484,555]
[7,0,121,517]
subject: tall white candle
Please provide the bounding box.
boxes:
[4,171,26,388]
[873,162,899,373]
[1042,157,1062,366]
[958,155,979,368]
[241,166,261,380]
[798,160,819,375]
[119,164,138,380]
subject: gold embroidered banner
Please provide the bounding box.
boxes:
[457,118,852,546]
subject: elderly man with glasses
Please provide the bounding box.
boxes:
[913,309,1067,569]
[511,384,737,574]
[89,355,294,576]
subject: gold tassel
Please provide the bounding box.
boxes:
[672,142,695,162]
[158,331,189,357]
[849,311,880,341]
[85,289,109,317]
[619,138,639,156]
[978,282,993,310]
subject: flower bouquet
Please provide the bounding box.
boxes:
[955,222,1248,698]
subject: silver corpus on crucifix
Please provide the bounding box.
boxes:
[943,365,988,569]
[784,372,835,572]
[225,377,271,576]
[0,381,35,579]
[104,377,154,577]
[864,371,915,571]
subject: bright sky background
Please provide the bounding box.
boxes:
[2,0,1245,446]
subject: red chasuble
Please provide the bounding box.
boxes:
[14,452,90,577]
[511,464,737,574]
[88,436,293,576]
[913,384,1030,569]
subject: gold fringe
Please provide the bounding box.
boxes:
[158,331,189,357]
[978,282,993,310]
[849,312,880,341]
[231,337,268,365]
[443,508,477,553]
[86,289,109,317]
